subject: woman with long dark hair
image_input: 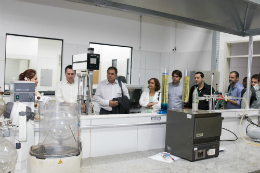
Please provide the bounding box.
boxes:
[19,69,41,96]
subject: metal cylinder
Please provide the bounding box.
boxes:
[246,36,253,109]
[159,68,168,114]
[77,73,86,113]
[182,70,190,109]
[85,71,93,115]
[209,73,214,111]
[88,48,94,54]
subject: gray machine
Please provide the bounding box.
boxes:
[10,81,35,102]
[165,109,222,161]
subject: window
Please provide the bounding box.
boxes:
[89,43,132,84]
[5,34,63,94]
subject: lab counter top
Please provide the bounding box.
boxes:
[80,137,260,173]
[80,113,165,120]
[80,109,260,120]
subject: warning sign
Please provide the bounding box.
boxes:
[58,159,63,164]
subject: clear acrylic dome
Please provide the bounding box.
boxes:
[44,104,79,142]
[30,103,81,159]
[0,131,17,173]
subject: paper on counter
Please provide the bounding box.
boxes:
[148,152,180,163]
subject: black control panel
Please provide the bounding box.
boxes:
[87,53,100,70]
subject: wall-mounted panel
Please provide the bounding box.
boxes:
[40,69,53,86]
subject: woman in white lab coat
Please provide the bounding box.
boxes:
[139,78,161,113]
[19,69,41,96]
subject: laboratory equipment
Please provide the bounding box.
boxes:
[244,116,260,142]
[72,48,100,114]
[158,68,168,114]
[209,73,214,110]
[77,73,87,113]
[192,87,198,112]
[125,85,143,113]
[214,91,225,109]
[29,102,81,173]
[10,81,35,110]
[2,101,35,173]
[165,109,222,161]
[0,88,6,116]
[214,83,225,109]
[192,73,224,111]
[182,70,190,109]
[247,126,260,141]
[4,102,35,142]
[3,81,36,173]
[0,131,18,173]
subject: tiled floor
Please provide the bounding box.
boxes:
[80,138,260,173]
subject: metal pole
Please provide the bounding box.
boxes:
[209,73,214,111]
[77,73,86,113]
[246,36,253,109]
[85,71,93,115]
[138,15,142,85]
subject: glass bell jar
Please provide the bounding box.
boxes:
[0,131,18,173]
[30,102,81,159]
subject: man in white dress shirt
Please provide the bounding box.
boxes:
[94,67,130,114]
[55,65,78,103]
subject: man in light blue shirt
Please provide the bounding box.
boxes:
[227,71,244,109]
[168,70,183,109]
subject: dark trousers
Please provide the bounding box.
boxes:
[100,108,113,115]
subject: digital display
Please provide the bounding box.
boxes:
[90,58,97,64]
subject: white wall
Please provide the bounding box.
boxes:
[0,0,213,91]
[131,22,212,87]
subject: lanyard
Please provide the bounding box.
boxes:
[229,87,235,96]
[197,88,202,103]
[197,88,202,96]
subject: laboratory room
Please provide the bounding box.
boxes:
[1,1,260,173]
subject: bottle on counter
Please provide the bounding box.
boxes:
[192,87,198,112]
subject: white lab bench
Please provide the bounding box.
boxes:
[80,113,166,158]
[78,109,260,159]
